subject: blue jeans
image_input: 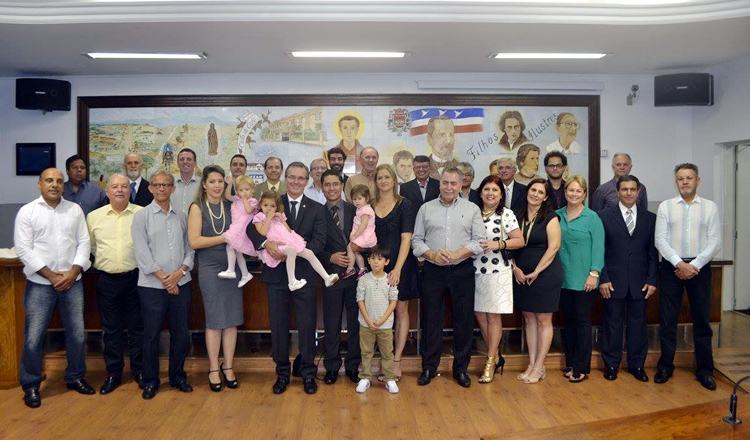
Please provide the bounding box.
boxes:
[20,280,86,390]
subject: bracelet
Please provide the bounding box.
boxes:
[589,271,599,278]
[500,240,506,250]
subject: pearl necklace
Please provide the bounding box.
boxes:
[205,199,226,235]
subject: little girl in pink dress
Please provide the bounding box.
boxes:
[345,184,377,279]
[219,176,257,288]
[253,191,339,292]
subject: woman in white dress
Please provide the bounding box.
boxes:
[474,174,525,383]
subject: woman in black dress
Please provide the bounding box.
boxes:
[372,164,416,380]
[512,178,563,384]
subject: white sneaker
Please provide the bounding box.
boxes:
[356,379,370,393]
[237,273,253,288]
[288,279,307,292]
[324,273,339,287]
[386,380,399,394]
[217,270,236,279]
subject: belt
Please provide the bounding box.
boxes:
[101,268,138,277]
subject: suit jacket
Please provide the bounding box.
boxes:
[247,194,327,284]
[131,177,153,207]
[254,180,287,199]
[599,205,658,299]
[321,200,357,278]
[508,181,527,212]
[466,188,481,208]
[400,178,439,210]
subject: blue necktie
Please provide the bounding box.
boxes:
[130,182,136,202]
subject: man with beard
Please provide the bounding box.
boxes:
[124,152,153,207]
[326,147,349,185]
[426,117,459,180]
[544,151,568,210]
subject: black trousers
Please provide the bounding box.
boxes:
[138,283,191,388]
[560,288,595,375]
[420,260,475,373]
[600,293,648,369]
[96,270,143,377]
[267,282,317,379]
[323,278,360,373]
[657,261,714,376]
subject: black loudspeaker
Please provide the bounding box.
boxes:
[15,78,71,111]
[654,73,713,107]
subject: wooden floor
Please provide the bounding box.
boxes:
[0,366,736,440]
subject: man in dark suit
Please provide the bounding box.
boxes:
[400,155,439,209]
[598,175,657,382]
[124,153,153,207]
[318,170,360,385]
[497,157,527,212]
[247,162,327,395]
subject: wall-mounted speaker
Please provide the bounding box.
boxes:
[654,73,713,107]
[15,78,71,112]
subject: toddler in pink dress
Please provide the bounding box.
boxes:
[253,191,339,292]
[345,184,377,279]
[219,176,257,288]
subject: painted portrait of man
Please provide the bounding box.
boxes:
[546,112,582,155]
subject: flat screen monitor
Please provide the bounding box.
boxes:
[16,143,56,176]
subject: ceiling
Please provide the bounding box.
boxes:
[1,1,749,76]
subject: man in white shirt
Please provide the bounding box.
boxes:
[654,163,721,391]
[303,158,329,204]
[14,168,94,408]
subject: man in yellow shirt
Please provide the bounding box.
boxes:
[87,174,143,395]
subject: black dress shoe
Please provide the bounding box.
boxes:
[417,370,436,386]
[272,377,289,394]
[345,370,360,384]
[66,379,96,395]
[654,369,672,384]
[603,367,618,381]
[142,385,158,400]
[453,371,471,388]
[133,372,144,389]
[323,371,338,385]
[170,381,193,393]
[697,375,717,391]
[23,387,41,408]
[628,368,649,382]
[99,375,122,395]
[303,377,318,395]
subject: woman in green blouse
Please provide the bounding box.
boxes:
[556,175,605,383]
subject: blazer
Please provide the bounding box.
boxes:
[400,178,439,209]
[466,188,481,208]
[599,205,658,299]
[508,181,527,212]
[321,200,357,277]
[247,194,327,284]
[254,180,287,199]
[131,178,153,207]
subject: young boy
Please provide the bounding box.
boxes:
[355,246,399,394]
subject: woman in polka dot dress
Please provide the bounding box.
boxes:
[473,175,525,383]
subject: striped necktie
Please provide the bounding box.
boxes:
[626,209,635,235]
[331,205,341,230]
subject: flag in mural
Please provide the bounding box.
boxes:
[409,107,484,136]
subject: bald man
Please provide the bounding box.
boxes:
[124,153,153,207]
[344,147,379,201]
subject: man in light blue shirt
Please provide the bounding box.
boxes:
[412,167,486,388]
[653,163,720,391]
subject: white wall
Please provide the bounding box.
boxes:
[1,71,693,204]
[690,55,750,310]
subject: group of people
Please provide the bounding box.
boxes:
[13,139,721,408]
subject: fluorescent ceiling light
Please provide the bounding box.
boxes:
[85,52,207,60]
[493,52,607,59]
[290,51,406,58]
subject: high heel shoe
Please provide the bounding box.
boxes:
[479,356,497,383]
[208,369,223,392]
[220,363,238,389]
[516,366,532,381]
[523,367,546,384]
[495,353,506,376]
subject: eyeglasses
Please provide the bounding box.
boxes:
[151,183,173,189]
[545,164,565,169]
[562,122,579,128]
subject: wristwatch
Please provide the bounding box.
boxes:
[180,269,187,276]
[589,271,599,278]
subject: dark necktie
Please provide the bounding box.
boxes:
[289,200,298,226]
[130,182,136,202]
[331,205,341,230]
